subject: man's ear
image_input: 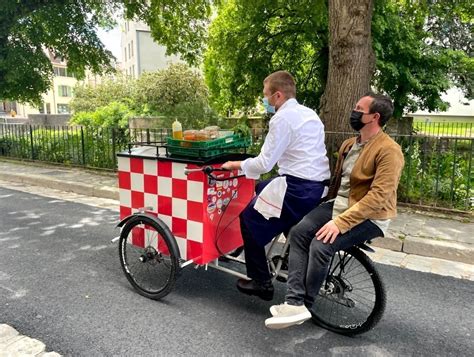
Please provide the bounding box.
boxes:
[374,112,381,125]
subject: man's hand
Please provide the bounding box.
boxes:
[315,220,340,244]
[221,161,241,171]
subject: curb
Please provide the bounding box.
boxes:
[0,172,119,200]
[371,235,474,265]
[0,171,472,266]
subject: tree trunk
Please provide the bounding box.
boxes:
[318,0,375,134]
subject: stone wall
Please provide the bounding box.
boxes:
[27,114,71,126]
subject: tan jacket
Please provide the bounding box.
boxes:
[327,131,405,234]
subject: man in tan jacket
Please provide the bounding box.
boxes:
[265,92,405,329]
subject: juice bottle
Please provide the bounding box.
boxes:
[172,119,183,140]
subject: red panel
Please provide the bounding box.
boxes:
[157,235,170,256]
[118,171,131,190]
[130,158,143,173]
[187,200,203,222]
[131,226,144,247]
[172,217,187,238]
[120,206,132,220]
[187,240,203,262]
[157,196,172,216]
[172,178,187,199]
[144,174,158,194]
[131,191,144,209]
[158,161,172,177]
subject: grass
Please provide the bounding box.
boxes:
[413,121,473,137]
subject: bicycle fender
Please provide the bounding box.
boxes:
[116,213,181,261]
[116,214,135,228]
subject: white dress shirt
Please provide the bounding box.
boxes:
[241,98,330,181]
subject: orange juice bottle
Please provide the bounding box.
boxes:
[172,119,183,140]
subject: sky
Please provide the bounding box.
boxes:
[97,26,122,61]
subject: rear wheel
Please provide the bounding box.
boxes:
[119,215,179,300]
[310,247,386,335]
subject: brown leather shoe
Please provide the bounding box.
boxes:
[236,278,274,301]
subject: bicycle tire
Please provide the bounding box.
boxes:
[119,214,180,300]
[310,246,386,336]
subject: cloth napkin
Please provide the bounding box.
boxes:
[253,176,287,220]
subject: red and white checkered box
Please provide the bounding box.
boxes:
[117,155,255,264]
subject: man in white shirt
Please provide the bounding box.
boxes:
[222,71,330,301]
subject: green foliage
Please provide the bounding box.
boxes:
[70,102,132,129]
[371,0,473,118]
[70,77,134,113]
[0,0,117,104]
[129,0,471,120]
[132,63,219,129]
[398,138,473,210]
[204,0,328,114]
[71,63,221,131]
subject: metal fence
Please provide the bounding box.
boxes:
[0,123,472,211]
[413,121,473,138]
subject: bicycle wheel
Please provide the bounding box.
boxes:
[119,214,180,300]
[310,246,386,336]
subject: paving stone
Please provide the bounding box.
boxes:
[3,336,45,355]
[403,236,474,264]
[370,236,403,251]
[0,325,19,345]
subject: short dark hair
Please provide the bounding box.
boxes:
[364,91,394,127]
[264,71,296,98]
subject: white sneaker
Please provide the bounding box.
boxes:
[269,302,289,316]
[265,303,312,329]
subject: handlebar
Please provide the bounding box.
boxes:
[184,166,245,180]
[183,166,229,175]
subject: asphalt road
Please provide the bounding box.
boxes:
[0,186,473,356]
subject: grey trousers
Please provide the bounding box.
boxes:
[285,201,383,306]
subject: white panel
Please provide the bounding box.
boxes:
[175,236,187,259]
[117,157,130,172]
[157,214,172,229]
[130,173,144,192]
[172,162,187,179]
[144,193,157,212]
[143,159,157,176]
[157,177,172,197]
[187,181,204,202]
[187,221,203,243]
[119,189,131,207]
[172,198,187,219]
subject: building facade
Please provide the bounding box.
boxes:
[121,20,180,78]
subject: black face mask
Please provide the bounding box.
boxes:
[350,110,366,131]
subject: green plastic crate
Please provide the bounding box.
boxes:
[166,134,251,158]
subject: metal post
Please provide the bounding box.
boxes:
[29,125,34,160]
[81,126,86,166]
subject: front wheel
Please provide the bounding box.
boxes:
[119,214,180,300]
[310,246,386,336]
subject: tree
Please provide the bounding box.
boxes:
[126,0,472,132]
[0,0,118,104]
[71,76,134,113]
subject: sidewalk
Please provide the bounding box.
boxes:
[1,159,473,266]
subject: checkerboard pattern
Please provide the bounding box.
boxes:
[117,156,254,264]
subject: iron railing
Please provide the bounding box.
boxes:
[0,123,472,211]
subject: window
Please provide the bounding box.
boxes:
[57,104,70,114]
[58,85,73,97]
[131,40,134,58]
[46,103,51,114]
[128,43,131,59]
[124,47,127,61]
[38,102,45,114]
[53,66,74,77]
[132,65,135,78]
